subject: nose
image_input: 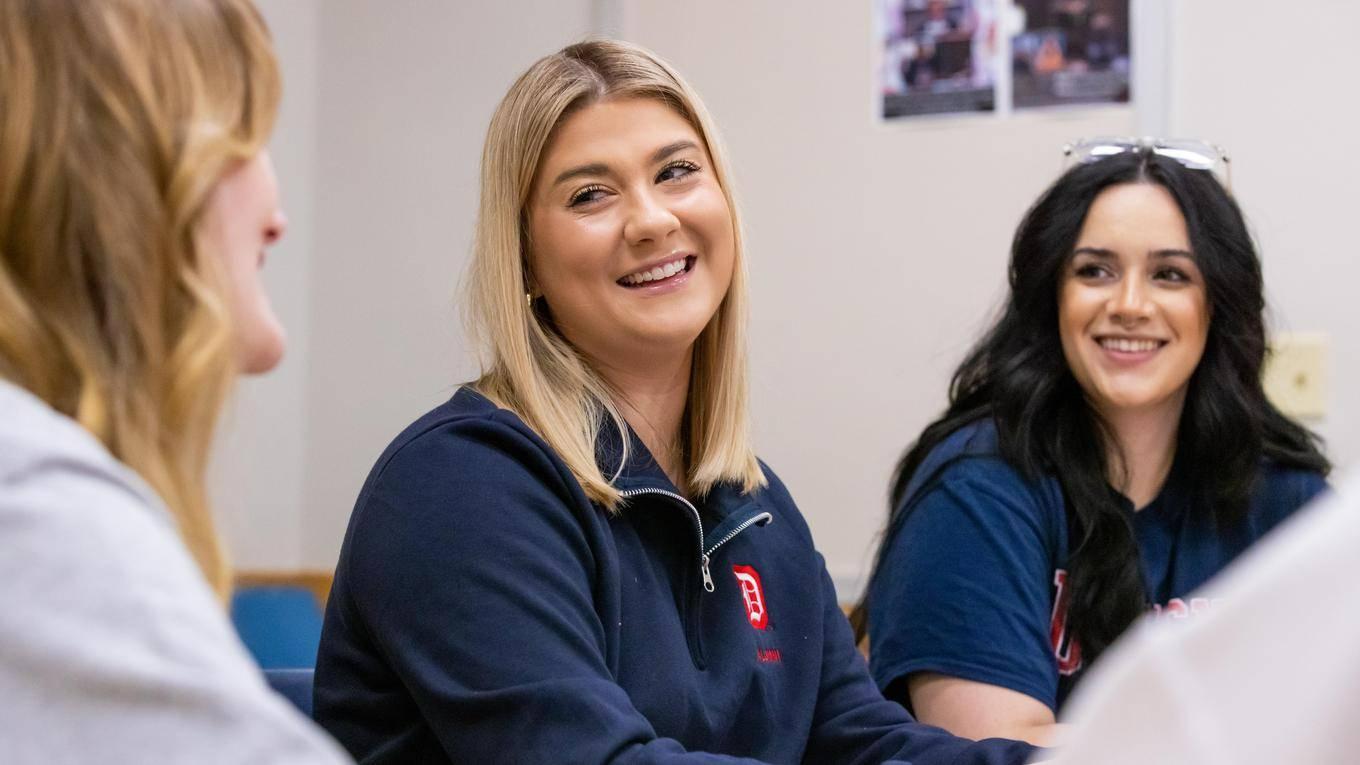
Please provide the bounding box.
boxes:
[265,209,288,246]
[1108,273,1153,325]
[622,187,679,247]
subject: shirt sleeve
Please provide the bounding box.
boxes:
[334,419,767,764]
[867,457,1060,711]
[802,559,1039,765]
[0,459,350,763]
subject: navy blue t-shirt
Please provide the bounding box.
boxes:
[866,420,1328,712]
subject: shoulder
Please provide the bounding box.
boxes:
[0,381,188,584]
[909,420,1051,514]
[359,386,579,511]
[1249,461,1330,521]
[892,422,1065,551]
[745,459,810,540]
[0,380,165,519]
[1256,461,1329,500]
[341,387,598,579]
[0,382,206,614]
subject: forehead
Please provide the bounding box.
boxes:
[536,97,704,173]
[1075,182,1190,250]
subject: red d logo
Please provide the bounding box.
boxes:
[731,565,769,630]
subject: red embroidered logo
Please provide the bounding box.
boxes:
[756,648,782,663]
[1050,569,1083,675]
[731,565,769,630]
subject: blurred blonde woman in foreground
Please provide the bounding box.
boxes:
[0,1,346,760]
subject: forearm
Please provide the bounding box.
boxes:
[930,719,1064,748]
[909,673,1059,748]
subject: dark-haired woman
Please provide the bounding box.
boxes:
[853,142,1329,746]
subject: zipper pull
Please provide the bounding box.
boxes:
[700,554,715,593]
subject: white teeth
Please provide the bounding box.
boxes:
[620,257,687,285]
[1101,338,1161,353]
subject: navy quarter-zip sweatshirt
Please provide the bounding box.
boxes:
[314,388,1035,764]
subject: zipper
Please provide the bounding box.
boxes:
[704,512,774,564]
[620,487,713,591]
[619,488,775,594]
[619,487,773,671]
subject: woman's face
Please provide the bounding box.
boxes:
[525,97,735,372]
[1058,182,1210,419]
[199,151,288,374]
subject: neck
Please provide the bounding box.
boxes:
[1099,395,1185,510]
[596,348,693,493]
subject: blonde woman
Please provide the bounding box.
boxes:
[314,41,1034,764]
[0,1,346,761]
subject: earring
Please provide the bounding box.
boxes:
[525,292,533,307]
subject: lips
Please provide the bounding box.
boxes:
[617,255,695,288]
[1097,336,1165,353]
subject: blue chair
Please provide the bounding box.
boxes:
[264,668,315,718]
[230,585,324,669]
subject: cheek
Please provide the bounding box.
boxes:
[696,190,733,243]
[1182,301,1211,368]
[686,190,736,276]
[1056,285,1088,350]
[1173,291,1211,345]
[530,215,616,292]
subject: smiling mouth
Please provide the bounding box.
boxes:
[617,255,696,288]
[1097,337,1166,353]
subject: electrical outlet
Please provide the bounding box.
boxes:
[1262,333,1328,420]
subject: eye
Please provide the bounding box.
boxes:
[1073,262,1112,279]
[656,159,700,183]
[1154,266,1191,283]
[568,184,610,208]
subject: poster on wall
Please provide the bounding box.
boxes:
[1011,0,1130,109]
[879,0,1000,119]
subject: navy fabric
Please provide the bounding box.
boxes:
[866,419,1329,713]
[314,389,1035,764]
[265,668,316,718]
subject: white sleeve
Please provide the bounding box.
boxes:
[0,462,350,764]
[1049,471,1360,765]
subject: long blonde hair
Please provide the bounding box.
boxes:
[0,0,281,597]
[468,40,764,507]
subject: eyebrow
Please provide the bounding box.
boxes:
[549,140,700,189]
[1072,246,1195,260]
[651,139,698,163]
[551,162,610,188]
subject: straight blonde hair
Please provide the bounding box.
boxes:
[0,0,281,598]
[468,40,764,507]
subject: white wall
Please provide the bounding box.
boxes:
[1167,0,1360,465]
[213,0,320,569]
[300,1,594,567]
[215,1,1360,593]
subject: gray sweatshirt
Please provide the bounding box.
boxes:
[0,379,349,764]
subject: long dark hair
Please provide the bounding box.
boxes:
[851,150,1328,662]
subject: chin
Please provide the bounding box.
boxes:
[239,328,286,375]
[1095,390,1177,415]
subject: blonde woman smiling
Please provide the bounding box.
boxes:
[314,40,1034,764]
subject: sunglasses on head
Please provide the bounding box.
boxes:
[1062,136,1232,190]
